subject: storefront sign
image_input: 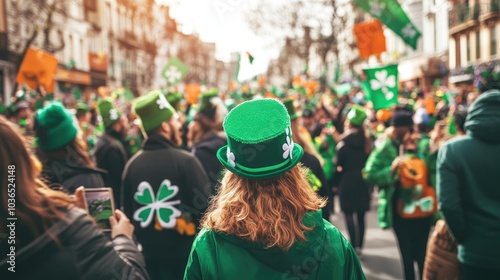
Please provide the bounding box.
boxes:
[89,52,108,71]
[449,74,473,84]
[55,68,91,85]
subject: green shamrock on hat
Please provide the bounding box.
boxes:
[133,179,182,229]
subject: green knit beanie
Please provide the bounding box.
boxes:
[133,89,175,132]
[35,102,78,151]
[98,99,121,128]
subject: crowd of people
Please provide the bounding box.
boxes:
[0,71,499,280]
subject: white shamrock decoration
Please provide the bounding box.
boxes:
[370,0,386,17]
[165,66,182,83]
[282,127,294,160]
[347,109,356,120]
[133,180,181,229]
[109,109,119,120]
[402,23,417,39]
[227,148,236,167]
[370,70,396,100]
[156,92,171,110]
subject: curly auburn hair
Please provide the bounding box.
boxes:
[201,165,326,251]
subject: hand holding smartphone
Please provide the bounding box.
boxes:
[82,188,116,232]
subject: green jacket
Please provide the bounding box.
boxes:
[437,90,500,268]
[184,211,365,280]
[363,134,430,229]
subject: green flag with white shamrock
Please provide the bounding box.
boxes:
[363,64,399,111]
[133,179,182,229]
[162,57,189,85]
[354,0,421,50]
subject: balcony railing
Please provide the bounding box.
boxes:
[480,0,500,14]
[449,5,480,29]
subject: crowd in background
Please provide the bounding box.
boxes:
[1,72,499,280]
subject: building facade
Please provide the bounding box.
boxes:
[448,0,500,87]
[0,0,229,105]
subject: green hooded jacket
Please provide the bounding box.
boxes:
[184,211,365,280]
[363,133,430,229]
[437,90,500,268]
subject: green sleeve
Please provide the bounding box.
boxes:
[344,241,367,280]
[437,144,466,243]
[363,140,398,187]
[184,247,202,280]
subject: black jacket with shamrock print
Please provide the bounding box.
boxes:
[122,134,211,261]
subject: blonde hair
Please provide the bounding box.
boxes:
[201,165,326,251]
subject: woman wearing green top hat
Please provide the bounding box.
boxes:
[184,99,365,280]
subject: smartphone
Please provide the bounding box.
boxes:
[83,188,115,231]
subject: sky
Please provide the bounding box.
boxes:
[159,0,280,81]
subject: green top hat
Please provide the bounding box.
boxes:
[166,91,183,111]
[217,99,304,179]
[75,103,89,117]
[282,98,299,120]
[98,99,121,128]
[35,102,78,151]
[197,89,219,120]
[346,105,367,127]
[133,89,175,132]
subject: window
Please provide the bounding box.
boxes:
[492,25,497,56]
[80,38,84,69]
[68,34,73,62]
[106,3,112,30]
[476,31,480,59]
[466,34,471,62]
[84,0,97,11]
[455,36,461,66]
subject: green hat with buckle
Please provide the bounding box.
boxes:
[217,99,304,179]
[282,98,300,120]
[133,89,175,132]
[346,105,367,127]
[98,99,121,128]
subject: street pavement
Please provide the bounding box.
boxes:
[328,195,404,280]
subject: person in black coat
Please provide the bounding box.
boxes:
[95,99,129,209]
[0,116,148,280]
[188,92,227,195]
[34,102,107,194]
[334,105,373,256]
[284,98,331,220]
[123,91,210,280]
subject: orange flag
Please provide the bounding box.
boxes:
[292,76,303,87]
[353,19,387,59]
[16,47,58,92]
[258,76,266,87]
[185,84,201,105]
